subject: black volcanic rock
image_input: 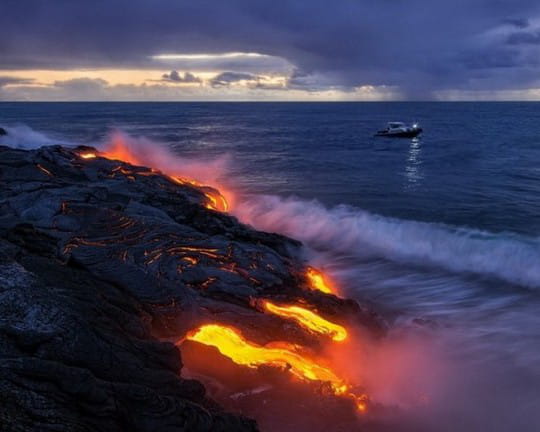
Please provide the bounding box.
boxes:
[0,145,386,431]
[0,244,255,432]
[0,127,6,136]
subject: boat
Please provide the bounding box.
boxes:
[374,122,422,138]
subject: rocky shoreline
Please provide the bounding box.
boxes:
[0,144,386,431]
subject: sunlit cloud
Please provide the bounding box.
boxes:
[149,52,294,76]
[0,68,403,101]
[152,52,268,61]
[5,65,539,101]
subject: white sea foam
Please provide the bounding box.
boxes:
[234,194,540,288]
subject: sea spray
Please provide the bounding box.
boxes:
[0,124,70,149]
[234,194,540,289]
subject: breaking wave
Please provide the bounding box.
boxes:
[234,195,540,289]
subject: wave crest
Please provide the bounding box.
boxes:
[234,195,540,288]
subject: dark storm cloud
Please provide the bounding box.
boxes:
[162,71,202,83]
[502,18,530,29]
[460,49,521,69]
[0,76,34,87]
[506,31,540,45]
[2,0,540,98]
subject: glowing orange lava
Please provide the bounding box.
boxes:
[91,136,231,212]
[168,176,228,211]
[36,164,53,177]
[204,191,229,212]
[170,175,202,187]
[187,324,343,388]
[73,137,369,414]
[306,267,334,294]
[79,152,97,159]
[185,324,367,411]
[182,256,198,265]
[263,301,347,342]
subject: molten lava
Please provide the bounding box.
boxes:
[79,152,97,159]
[262,301,347,342]
[36,164,53,176]
[69,137,371,420]
[168,176,228,212]
[187,324,343,388]
[169,175,202,187]
[79,135,230,212]
[306,267,334,294]
[204,191,229,212]
[185,324,368,412]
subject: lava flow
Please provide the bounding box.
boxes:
[204,189,229,212]
[77,138,370,417]
[185,324,368,412]
[79,152,97,159]
[77,136,230,212]
[306,267,334,294]
[169,175,229,212]
[262,301,347,342]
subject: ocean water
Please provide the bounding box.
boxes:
[1,102,540,431]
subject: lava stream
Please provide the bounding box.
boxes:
[79,152,97,159]
[262,301,347,342]
[78,138,368,412]
[77,138,230,212]
[306,267,334,294]
[204,191,229,212]
[185,324,367,411]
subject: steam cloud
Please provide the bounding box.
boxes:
[102,131,230,188]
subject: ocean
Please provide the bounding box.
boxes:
[2,102,539,431]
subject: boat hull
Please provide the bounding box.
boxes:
[375,128,423,138]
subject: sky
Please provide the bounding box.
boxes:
[1,0,540,101]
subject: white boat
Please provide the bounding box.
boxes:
[375,122,422,138]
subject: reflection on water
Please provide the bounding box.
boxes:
[404,137,423,190]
